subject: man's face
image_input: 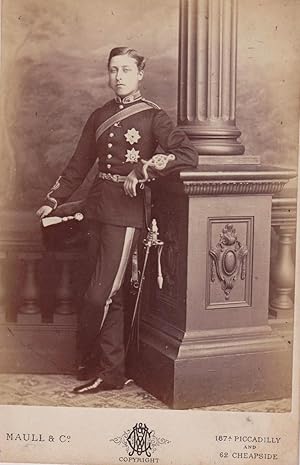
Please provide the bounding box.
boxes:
[108,54,144,98]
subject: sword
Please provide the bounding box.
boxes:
[126,219,164,355]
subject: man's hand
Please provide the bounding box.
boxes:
[124,170,138,198]
[36,205,53,218]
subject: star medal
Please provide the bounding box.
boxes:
[125,148,140,163]
[124,128,141,145]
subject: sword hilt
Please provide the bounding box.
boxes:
[144,219,164,247]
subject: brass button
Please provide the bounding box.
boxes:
[119,104,124,109]
[108,143,112,148]
[107,164,112,169]
[107,154,112,159]
[109,133,114,137]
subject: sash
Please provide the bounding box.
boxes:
[95,102,152,142]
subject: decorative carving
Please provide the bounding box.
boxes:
[209,224,248,300]
[184,180,287,196]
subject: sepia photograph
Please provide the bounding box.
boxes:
[0,0,299,464]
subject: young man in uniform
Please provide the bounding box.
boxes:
[37,47,198,394]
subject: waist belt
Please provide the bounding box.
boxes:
[98,172,152,228]
[98,172,127,183]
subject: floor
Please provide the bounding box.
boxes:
[0,374,291,412]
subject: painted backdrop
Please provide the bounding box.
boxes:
[1,0,299,208]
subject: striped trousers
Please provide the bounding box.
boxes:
[77,221,140,386]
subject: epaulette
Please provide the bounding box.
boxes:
[141,98,161,110]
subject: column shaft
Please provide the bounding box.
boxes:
[178,0,245,155]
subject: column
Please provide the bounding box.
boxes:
[178,0,245,157]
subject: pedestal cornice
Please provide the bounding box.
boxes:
[178,165,297,196]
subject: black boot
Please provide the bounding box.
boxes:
[72,377,124,394]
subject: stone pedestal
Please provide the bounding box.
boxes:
[132,166,295,408]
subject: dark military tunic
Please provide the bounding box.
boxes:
[45,92,198,227]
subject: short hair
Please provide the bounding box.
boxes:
[108,47,146,71]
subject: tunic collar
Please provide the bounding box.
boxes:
[115,90,142,104]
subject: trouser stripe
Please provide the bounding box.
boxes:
[99,227,136,330]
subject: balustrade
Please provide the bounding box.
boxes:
[0,251,6,315]
[54,252,78,316]
[270,193,297,321]
[1,247,80,322]
[0,239,80,373]
[18,251,42,315]
[0,198,297,323]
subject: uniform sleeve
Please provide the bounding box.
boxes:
[44,112,97,209]
[133,109,198,180]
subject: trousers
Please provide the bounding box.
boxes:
[77,221,141,385]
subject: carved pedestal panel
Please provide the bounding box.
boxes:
[131,166,295,408]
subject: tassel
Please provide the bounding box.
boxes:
[41,212,84,228]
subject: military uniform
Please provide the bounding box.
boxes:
[44,90,198,388]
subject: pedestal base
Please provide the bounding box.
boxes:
[132,323,292,409]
